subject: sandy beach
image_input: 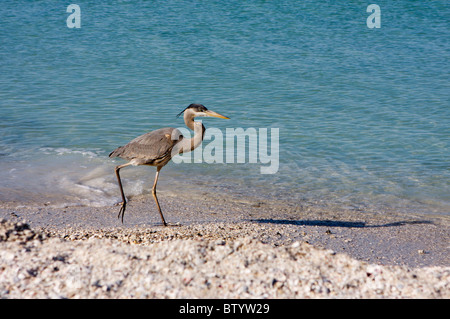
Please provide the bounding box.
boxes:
[0,192,449,299]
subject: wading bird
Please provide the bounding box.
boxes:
[109,104,229,225]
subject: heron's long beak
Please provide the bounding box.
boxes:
[204,110,230,119]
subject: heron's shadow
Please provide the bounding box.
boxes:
[249,218,433,228]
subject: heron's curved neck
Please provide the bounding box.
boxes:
[184,111,197,131]
[183,112,205,152]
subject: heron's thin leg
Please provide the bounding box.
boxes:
[114,163,131,223]
[152,166,167,226]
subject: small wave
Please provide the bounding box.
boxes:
[39,147,104,158]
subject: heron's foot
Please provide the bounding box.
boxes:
[117,201,127,223]
[163,221,182,227]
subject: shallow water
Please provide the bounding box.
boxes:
[0,1,449,216]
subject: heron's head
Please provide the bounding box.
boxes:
[176,104,229,119]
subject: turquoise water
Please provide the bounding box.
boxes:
[0,1,449,215]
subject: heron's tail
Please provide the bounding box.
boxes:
[109,146,125,158]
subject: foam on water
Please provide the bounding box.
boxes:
[0,147,199,208]
[0,149,113,207]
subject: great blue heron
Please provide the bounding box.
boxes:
[109,104,229,225]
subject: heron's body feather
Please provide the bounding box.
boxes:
[109,127,183,166]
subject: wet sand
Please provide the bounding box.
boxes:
[0,193,449,298]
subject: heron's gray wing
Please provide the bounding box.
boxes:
[109,127,183,165]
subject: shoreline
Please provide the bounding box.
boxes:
[1,193,449,268]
